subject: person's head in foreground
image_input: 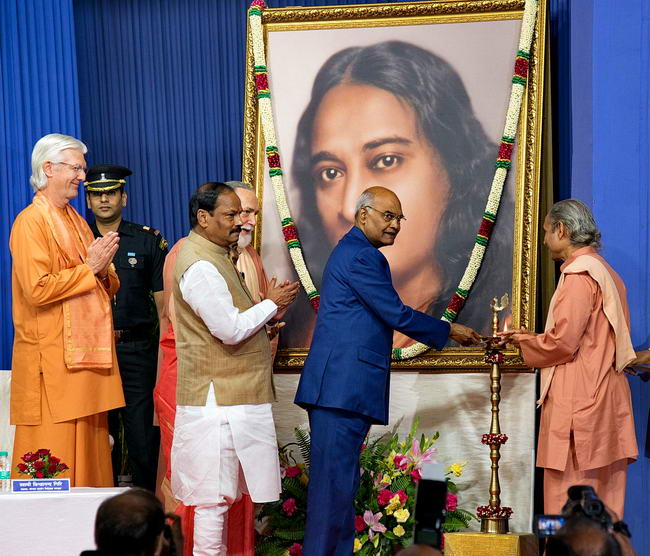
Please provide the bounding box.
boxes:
[397,544,443,556]
[89,488,170,556]
[544,485,635,556]
[543,199,601,262]
[189,181,242,248]
[31,133,88,206]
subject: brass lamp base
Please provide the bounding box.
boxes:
[481,517,510,534]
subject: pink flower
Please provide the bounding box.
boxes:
[355,515,366,532]
[446,493,458,512]
[288,543,302,556]
[377,489,394,506]
[285,466,301,478]
[406,438,437,469]
[393,455,408,470]
[282,498,298,516]
[411,469,422,482]
[363,510,387,540]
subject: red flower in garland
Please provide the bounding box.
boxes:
[288,543,302,556]
[250,0,266,8]
[355,515,366,532]
[446,493,458,512]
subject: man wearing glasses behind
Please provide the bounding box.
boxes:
[9,134,125,486]
[295,186,482,556]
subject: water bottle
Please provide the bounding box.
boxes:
[0,451,11,492]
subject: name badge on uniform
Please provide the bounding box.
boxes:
[127,252,137,267]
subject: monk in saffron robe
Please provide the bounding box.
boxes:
[10,134,125,486]
[499,200,637,519]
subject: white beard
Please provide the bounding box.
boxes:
[238,226,254,248]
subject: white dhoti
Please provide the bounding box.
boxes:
[171,385,281,555]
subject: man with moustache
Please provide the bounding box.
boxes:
[86,164,168,491]
[228,180,285,357]
[295,186,481,555]
[170,182,300,554]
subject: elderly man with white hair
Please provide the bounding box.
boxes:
[499,199,638,519]
[9,133,125,486]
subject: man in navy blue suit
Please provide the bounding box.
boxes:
[295,186,481,555]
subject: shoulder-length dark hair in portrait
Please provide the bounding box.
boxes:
[284,40,513,347]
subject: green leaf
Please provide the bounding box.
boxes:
[282,476,308,503]
[294,428,311,470]
[274,528,305,541]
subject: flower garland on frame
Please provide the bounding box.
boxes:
[247,0,539,359]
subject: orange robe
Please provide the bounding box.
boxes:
[519,247,637,517]
[9,197,125,486]
[154,238,256,555]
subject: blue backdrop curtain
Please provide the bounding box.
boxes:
[0,0,84,370]
[72,0,389,247]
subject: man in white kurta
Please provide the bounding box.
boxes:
[170,183,299,554]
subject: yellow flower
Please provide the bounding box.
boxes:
[353,539,362,553]
[393,508,410,523]
[385,494,402,515]
[393,525,406,537]
[380,473,392,486]
[447,461,468,477]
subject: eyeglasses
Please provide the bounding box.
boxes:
[54,161,88,175]
[363,206,407,223]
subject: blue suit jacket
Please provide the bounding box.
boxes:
[294,226,450,424]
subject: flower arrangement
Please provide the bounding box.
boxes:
[255,423,476,555]
[247,0,540,360]
[15,448,69,479]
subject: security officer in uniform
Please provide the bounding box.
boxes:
[85,164,168,491]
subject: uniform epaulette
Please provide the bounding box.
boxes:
[141,225,168,250]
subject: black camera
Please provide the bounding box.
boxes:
[412,463,447,549]
[562,485,612,529]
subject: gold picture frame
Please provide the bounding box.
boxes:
[242,0,546,371]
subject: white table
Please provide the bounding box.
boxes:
[0,486,128,556]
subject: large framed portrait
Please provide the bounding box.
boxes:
[242,0,546,370]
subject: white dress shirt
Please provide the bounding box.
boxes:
[179,260,277,344]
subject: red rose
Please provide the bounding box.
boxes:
[355,515,366,532]
[36,448,50,457]
[411,469,422,483]
[377,489,394,506]
[282,498,298,516]
[33,460,45,470]
[49,456,60,465]
[288,543,302,556]
[446,493,458,512]
[285,466,301,478]
[22,452,35,463]
[16,463,28,473]
[35,471,44,478]
[47,463,57,474]
[58,463,69,472]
